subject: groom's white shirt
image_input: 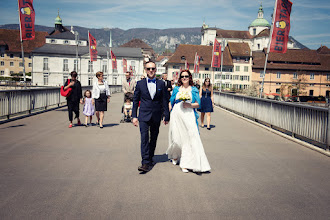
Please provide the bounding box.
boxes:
[147,77,156,99]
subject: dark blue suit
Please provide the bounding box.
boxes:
[132,78,170,165]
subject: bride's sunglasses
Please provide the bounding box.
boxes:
[180,75,189,78]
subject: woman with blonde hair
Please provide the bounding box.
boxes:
[92,71,111,128]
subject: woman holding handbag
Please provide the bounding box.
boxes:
[63,71,83,128]
[92,71,111,128]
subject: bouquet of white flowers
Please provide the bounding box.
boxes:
[177,91,191,102]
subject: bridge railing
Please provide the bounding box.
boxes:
[214,92,329,151]
[0,85,122,121]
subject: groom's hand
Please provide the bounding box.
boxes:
[132,118,139,127]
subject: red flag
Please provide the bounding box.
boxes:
[88,32,97,61]
[123,58,127,73]
[193,52,200,73]
[269,0,293,53]
[110,50,117,70]
[18,0,35,41]
[212,39,221,68]
[185,60,190,70]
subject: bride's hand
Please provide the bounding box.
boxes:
[183,102,191,108]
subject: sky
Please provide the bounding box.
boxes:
[1,0,330,49]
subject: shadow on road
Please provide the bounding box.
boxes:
[103,123,119,128]
[0,124,26,129]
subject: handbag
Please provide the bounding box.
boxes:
[60,79,72,97]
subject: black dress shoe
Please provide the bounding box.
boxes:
[207,127,211,130]
[138,164,151,172]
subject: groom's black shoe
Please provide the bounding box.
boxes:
[138,164,151,172]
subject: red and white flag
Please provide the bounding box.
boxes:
[111,50,117,70]
[193,52,200,73]
[123,58,127,73]
[212,39,221,68]
[269,0,293,53]
[185,60,190,70]
[88,32,97,61]
[18,0,35,41]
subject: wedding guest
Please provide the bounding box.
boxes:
[92,71,111,129]
[162,72,172,100]
[167,69,211,173]
[122,71,136,101]
[63,71,82,128]
[82,90,95,127]
[199,78,214,130]
[124,98,133,120]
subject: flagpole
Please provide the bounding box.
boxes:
[260,0,278,98]
[219,39,225,92]
[18,0,26,89]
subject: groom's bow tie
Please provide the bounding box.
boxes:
[148,78,156,83]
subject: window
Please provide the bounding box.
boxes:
[64,40,69,44]
[309,84,314,87]
[276,88,280,93]
[10,54,14,58]
[51,39,56,43]
[19,62,24,67]
[214,68,220,71]
[276,72,281,79]
[235,66,240,72]
[88,75,93,86]
[63,59,69,71]
[276,83,281,85]
[63,74,69,85]
[0,61,4,66]
[258,44,260,50]
[0,70,4,75]
[310,73,314,80]
[43,73,49,85]
[233,75,239,80]
[10,71,14,74]
[203,74,210,79]
[293,72,297,79]
[74,60,78,71]
[253,28,256,36]
[10,62,14,66]
[327,74,330,81]
[244,66,248,72]
[0,53,4,57]
[88,60,93,73]
[205,67,209,71]
[102,60,107,73]
[29,63,32,67]
[309,90,314,96]
[43,58,49,70]
[173,65,180,69]
[19,54,22,58]
[245,57,249,62]
[181,56,186,60]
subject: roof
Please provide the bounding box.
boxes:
[254,29,270,38]
[317,46,330,54]
[0,29,48,53]
[227,42,251,57]
[249,18,271,28]
[46,31,76,40]
[166,44,233,66]
[33,44,143,58]
[216,29,252,39]
[253,48,330,71]
[120,39,152,49]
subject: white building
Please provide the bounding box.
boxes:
[32,13,144,86]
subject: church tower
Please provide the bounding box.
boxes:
[248,3,271,36]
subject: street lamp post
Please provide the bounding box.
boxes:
[219,39,226,92]
[74,31,79,79]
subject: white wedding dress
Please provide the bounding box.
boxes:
[167,92,211,172]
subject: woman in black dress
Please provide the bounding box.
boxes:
[92,71,111,128]
[63,71,83,128]
[199,78,214,130]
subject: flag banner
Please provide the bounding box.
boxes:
[212,39,221,68]
[123,58,127,73]
[111,50,117,70]
[129,65,133,72]
[193,52,200,73]
[18,0,35,41]
[88,32,98,61]
[269,0,293,53]
[185,60,190,70]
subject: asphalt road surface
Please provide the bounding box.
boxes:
[0,93,329,219]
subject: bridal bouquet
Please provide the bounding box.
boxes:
[178,91,191,102]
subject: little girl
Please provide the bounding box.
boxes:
[82,90,95,127]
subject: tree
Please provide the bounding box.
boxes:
[243,82,259,97]
[291,70,308,96]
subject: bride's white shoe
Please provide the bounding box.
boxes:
[181,168,189,173]
[172,159,178,165]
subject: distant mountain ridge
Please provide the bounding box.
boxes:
[0,24,202,54]
[0,24,308,54]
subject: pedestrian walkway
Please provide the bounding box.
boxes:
[0,93,329,219]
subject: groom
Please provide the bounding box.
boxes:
[132,60,170,172]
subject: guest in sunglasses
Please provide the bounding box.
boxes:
[166,70,211,173]
[198,78,214,130]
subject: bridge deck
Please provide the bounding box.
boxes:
[0,93,329,219]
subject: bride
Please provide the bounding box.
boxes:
[167,70,211,173]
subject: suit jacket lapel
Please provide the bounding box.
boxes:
[143,79,152,100]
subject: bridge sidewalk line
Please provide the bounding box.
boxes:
[214,105,330,157]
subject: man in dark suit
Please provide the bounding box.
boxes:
[132,61,170,172]
[162,72,172,101]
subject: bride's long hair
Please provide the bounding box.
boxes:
[178,69,194,86]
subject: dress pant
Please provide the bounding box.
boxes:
[67,100,80,121]
[139,118,161,165]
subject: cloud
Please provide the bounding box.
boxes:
[296,33,330,40]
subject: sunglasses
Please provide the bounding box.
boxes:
[180,75,189,78]
[146,67,156,71]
